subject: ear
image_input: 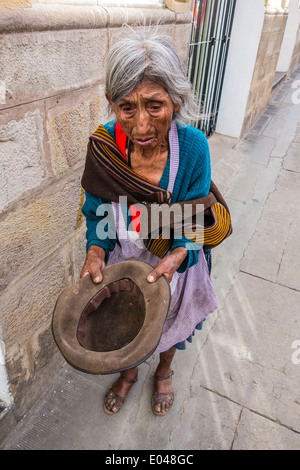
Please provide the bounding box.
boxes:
[173,100,182,114]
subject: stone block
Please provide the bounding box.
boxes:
[164,0,190,13]
[266,31,278,57]
[209,134,245,195]
[46,87,103,175]
[1,249,72,350]
[0,106,47,211]
[0,236,83,417]
[227,161,275,203]
[6,329,66,420]
[233,408,300,450]
[235,133,275,165]
[277,219,300,291]
[0,0,31,8]
[263,51,280,75]
[283,141,300,173]
[196,272,300,433]
[255,31,270,64]
[167,384,241,450]
[249,114,271,135]
[0,173,83,292]
[241,168,299,282]
[243,13,288,137]
[107,22,175,53]
[0,408,17,447]
[105,5,175,28]
[262,14,275,34]
[273,13,288,33]
[0,29,108,108]
[241,216,286,282]
[211,198,260,302]
[0,4,108,34]
[6,324,60,412]
[172,22,192,72]
[70,224,87,282]
[262,116,286,139]
[107,21,191,80]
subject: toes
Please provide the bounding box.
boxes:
[104,389,126,414]
[104,391,117,413]
[104,371,138,415]
[155,403,167,414]
[154,402,161,414]
[153,393,174,415]
[105,399,118,413]
[154,400,169,414]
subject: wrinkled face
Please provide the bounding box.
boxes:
[108,80,181,151]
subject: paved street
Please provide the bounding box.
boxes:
[1,69,300,451]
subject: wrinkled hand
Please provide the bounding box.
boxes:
[80,245,106,284]
[147,246,188,284]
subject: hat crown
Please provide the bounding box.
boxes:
[77,278,145,352]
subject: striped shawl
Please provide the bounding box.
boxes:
[81,124,232,257]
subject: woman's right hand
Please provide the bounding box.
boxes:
[80,245,106,284]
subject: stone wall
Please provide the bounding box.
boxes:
[0,2,192,427]
[241,12,288,136]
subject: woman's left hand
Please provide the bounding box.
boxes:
[147,246,188,284]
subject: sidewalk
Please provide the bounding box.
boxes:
[1,68,300,450]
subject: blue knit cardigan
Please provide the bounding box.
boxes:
[81,120,211,273]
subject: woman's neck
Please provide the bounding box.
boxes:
[129,142,169,186]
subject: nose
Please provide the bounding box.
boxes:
[135,108,150,133]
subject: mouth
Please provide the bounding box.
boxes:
[134,137,155,147]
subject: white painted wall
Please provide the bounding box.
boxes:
[0,333,13,407]
[277,0,300,72]
[216,0,265,138]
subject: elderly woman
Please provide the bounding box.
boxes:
[80,33,223,416]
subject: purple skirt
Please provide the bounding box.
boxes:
[173,247,211,351]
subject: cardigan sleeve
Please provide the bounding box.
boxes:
[171,126,211,273]
[185,131,211,199]
[81,191,117,262]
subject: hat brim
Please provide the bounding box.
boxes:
[52,260,170,374]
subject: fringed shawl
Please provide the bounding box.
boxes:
[81,124,232,257]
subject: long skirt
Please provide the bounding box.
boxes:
[107,203,218,354]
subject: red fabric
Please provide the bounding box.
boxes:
[115,122,127,158]
[115,123,142,233]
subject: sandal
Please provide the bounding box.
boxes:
[152,371,174,416]
[104,372,138,415]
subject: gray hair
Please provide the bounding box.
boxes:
[105,32,200,124]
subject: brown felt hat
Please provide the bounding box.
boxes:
[52,260,170,375]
